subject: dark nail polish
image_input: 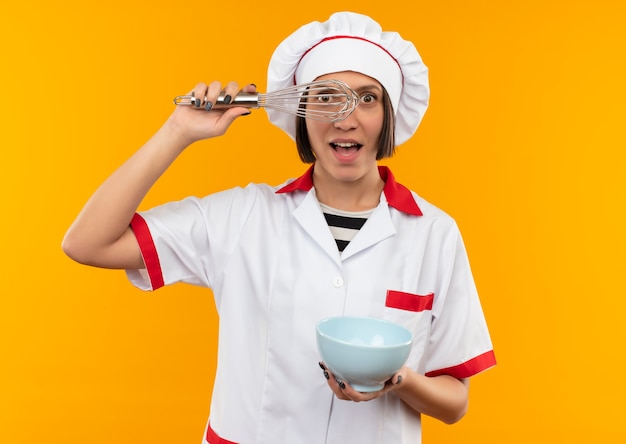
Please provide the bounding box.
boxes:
[223,94,232,105]
[323,371,329,380]
[319,362,325,370]
[396,375,403,385]
[241,111,251,116]
[250,83,257,88]
[205,102,213,111]
[338,381,346,390]
[193,99,201,109]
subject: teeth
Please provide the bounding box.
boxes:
[333,142,358,148]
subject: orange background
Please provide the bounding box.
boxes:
[2,0,625,443]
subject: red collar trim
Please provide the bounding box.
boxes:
[276,165,422,216]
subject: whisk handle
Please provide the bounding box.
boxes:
[173,93,260,109]
[217,93,260,108]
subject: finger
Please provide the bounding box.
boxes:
[336,380,367,402]
[319,364,349,400]
[203,81,223,111]
[344,382,384,402]
[318,361,329,380]
[221,80,241,106]
[190,82,209,109]
[331,376,350,400]
[241,83,257,94]
[328,376,350,401]
[377,371,404,396]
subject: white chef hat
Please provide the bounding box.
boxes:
[266,11,429,146]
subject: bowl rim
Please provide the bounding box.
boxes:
[316,316,413,348]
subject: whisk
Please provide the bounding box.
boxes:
[173,80,360,122]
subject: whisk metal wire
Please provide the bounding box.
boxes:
[173,80,360,122]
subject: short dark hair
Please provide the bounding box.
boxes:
[295,88,396,163]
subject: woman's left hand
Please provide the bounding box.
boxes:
[319,362,407,402]
[318,361,470,424]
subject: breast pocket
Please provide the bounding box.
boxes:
[384,290,434,360]
[385,290,434,312]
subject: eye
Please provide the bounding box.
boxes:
[316,94,331,103]
[360,93,377,104]
[305,90,337,105]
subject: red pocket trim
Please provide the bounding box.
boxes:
[385,290,434,312]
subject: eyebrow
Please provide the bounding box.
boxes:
[353,84,384,94]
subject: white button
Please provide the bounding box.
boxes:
[332,276,344,288]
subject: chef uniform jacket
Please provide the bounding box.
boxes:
[126,166,496,444]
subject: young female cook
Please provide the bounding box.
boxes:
[63,11,495,444]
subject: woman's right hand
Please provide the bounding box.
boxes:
[166,81,256,147]
[63,80,257,269]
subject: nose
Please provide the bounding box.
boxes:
[333,108,359,130]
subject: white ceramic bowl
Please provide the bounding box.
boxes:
[316,316,413,392]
